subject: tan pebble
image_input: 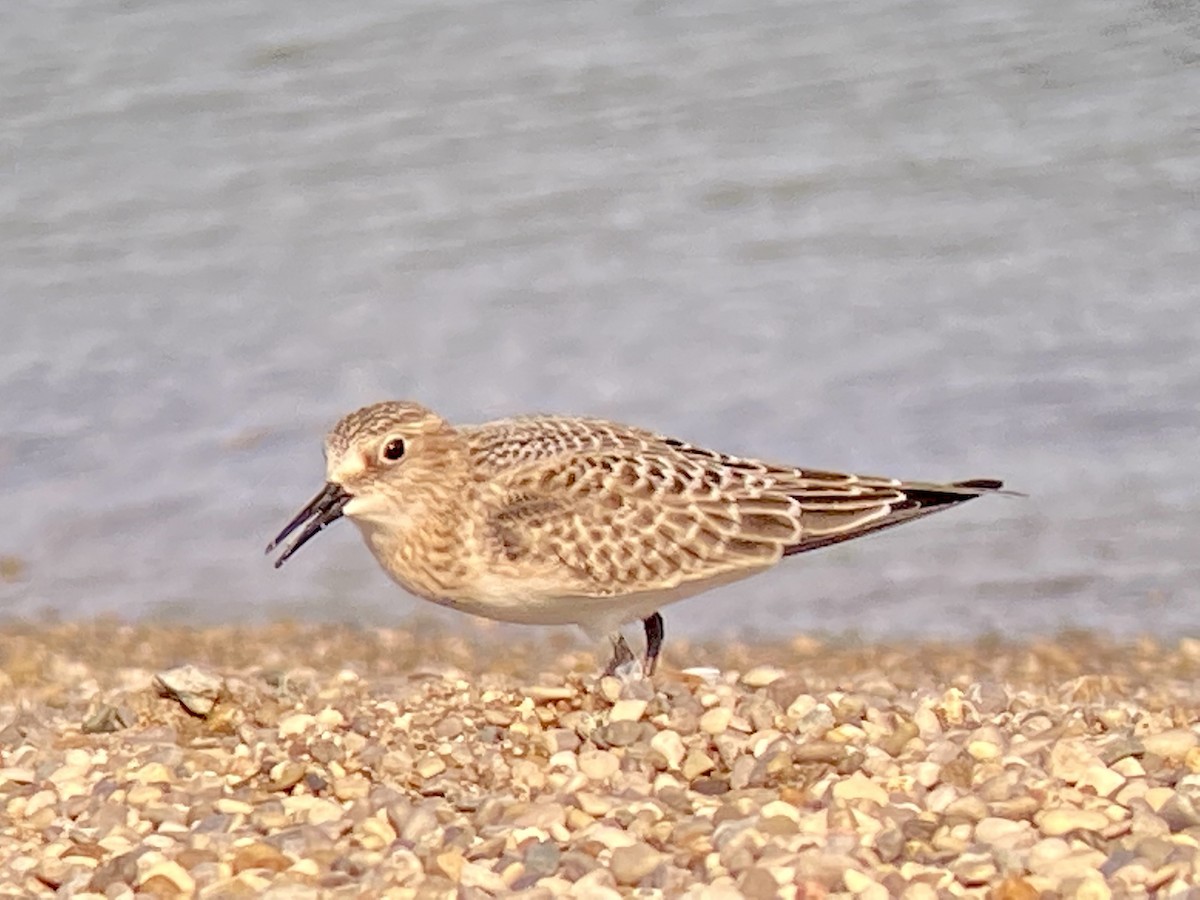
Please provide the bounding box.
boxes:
[913,705,942,738]
[231,841,291,873]
[22,789,57,818]
[966,740,1001,761]
[741,665,784,688]
[827,723,866,743]
[332,776,370,801]
[277,713,316,738]
[608,842,664,885]
[700,707,733,735]
[130,762,173,784]
[0,767,35,786]
[951,850,997,886]
[1077,766,1126,799]
[943,794,988,822]
[434,850,465,881]
[681,748,716,781]
[681,667,722,686]
[415,755,446,779]
[1143,787,1175,812]
[1048,741,1102,784]
[975,817,1034,847]
[598,677,623,703]
[1142,729,1199,759]
[314,707,345,730]
[989,876,1040,900]
[306,799,345,826]
[577,791,615,817]
[900,884,939,900]
[786,695,817,718]
[527,685,575,702]
[361,815,397,845]
[544,729,580,754]
[650,730,686,770]
[912,761,940,788]
[831,772,889,806]
[842,868,882,895]
[213,798,253,815]
[459,860,508,892]
[1184,746,1200,773]
[609,699,648,723]
[578,750,620,781]
[759,800,800,824]
[1072,875,1113,900]
[138,860,194,895]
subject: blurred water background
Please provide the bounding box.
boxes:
[1,0,1197,640]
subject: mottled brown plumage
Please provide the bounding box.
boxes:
[268,400,1003,674]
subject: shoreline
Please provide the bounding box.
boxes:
[3,622,1200,897]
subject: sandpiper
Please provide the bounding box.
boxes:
[267,401,1002,675]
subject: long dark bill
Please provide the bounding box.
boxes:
[265,482,352,569]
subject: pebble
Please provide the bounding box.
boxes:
[699,707,733,735]
[5,623,1200,898]
[578,750,621,781]
[608,699,648,723]
[832,772,889,806]
[153,665,224,717]
[1036,808,1111,836]
[608,842,664,885]
[1142,729,1199,759]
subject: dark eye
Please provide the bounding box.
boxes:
[381,438,406,462]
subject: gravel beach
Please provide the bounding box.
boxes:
[3,620,1200,898]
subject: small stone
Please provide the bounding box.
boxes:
[966,740,1001,761]
[831,771,889,806]
[415,755,446,779]
[1142,729,1199,759]
[681,748,716,781]
[82,703,137,733]
[278,713,316,738]
[600,720,644,747]
[700,707,733,735]
[232,842,291,873]
[524,840,561,877]
[214,798,254,815]
[154,665,224,717]
[650,730,686,770]
[544,729,581,754]
[1077,765,1126,799]
[315,706,345,729]
[741,665,784,688]
[609,699,648,723]
[608,842,664,885]
[578,749,620,781]
[138,860,195,896]
[1048,741,1102,784]
[527,685,575,702]
[1036,808,1110,836]
[951,851,998,886]
[975,817,1034,848]
[990,877,1040,900]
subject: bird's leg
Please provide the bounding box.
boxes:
[642,612,664,676]
[604,633,638,677]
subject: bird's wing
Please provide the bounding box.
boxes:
[483,441,1001,595]
[466,415,662,476]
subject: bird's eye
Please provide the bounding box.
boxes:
[380,438,406,462]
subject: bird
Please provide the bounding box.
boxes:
[266,400,1003,676]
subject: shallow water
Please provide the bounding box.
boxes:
[1,0,1197,639]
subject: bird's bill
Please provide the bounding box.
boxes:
[266,482,352,568]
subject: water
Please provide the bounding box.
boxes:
[2,0,1197,640]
